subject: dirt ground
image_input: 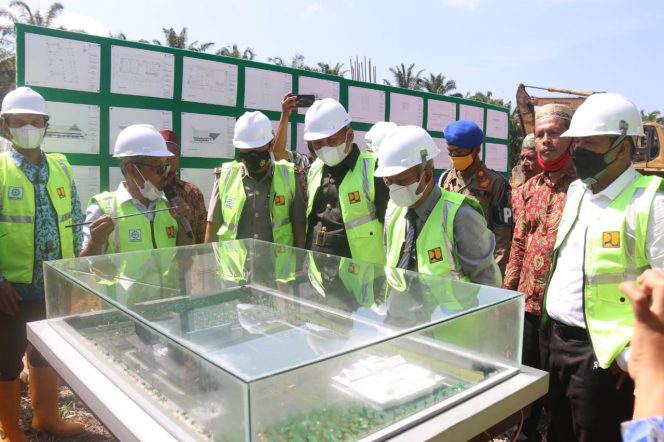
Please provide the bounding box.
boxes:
[13,381,117,442]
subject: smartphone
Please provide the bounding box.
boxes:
[296,94,316,108]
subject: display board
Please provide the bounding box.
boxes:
[15,24,510,209]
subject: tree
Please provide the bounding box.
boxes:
[383,63,423,90]
[420,73,456,95]
[317,62,347,77]
[641,109,664,125]
[268,53,314,71]
[160,27,214,52]
[217,44,255,60]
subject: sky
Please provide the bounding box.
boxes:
[7,0,664,112]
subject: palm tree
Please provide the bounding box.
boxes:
[160,27,214,52]
[641,109,664,125]
[383,63,424,90]
[217,44,255,60]
[467,90,510,108]
[420,73,456,95]
[317,62,347,77]
[268,53,314,71]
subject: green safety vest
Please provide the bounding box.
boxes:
[307,252,377,308]
[306,153,386,264]
[384,190,482,280]
[0,152,75,283]
[544,173,662,368]
[216,240,296,284]
[91,191,177,253]
[216,161,296,246]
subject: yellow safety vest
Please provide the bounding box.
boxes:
[0,152,74,283]
[544,173,662,368]
[91,191,177,253]
[306,152,386,264]
[384,190,482,280]
[216,161,296,246]
[216,240,296,284]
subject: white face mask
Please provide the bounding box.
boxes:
[132,165,164,201]
[317,135,349,167]
[9,125,46,149]
[388,173,426,207]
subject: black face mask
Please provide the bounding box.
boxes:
[570,141,620,184]
[239,149,271,171]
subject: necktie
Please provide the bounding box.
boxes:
[397,209,418,269]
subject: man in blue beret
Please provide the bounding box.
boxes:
[438,120,513,275]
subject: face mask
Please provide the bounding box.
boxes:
[317,135,349,167]
[571,142,620,185]
[450,153,474,171]
[239,149,271,172]
[9,125,46,149]
[132,165,164,201]
[389,173,427,207]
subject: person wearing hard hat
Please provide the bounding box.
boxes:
[377,125,501,286]
[503,103,576,442]
[541,93,664,442]
[303,98,389,264]
[438,120,513,275]
[80,124,193,257]
[0,87,85,440]
[364,121,397,155]
[205,111,306,247]
[160,130,208,244]
[509,133,542,191]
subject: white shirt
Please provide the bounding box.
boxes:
[547,166,664,327]
[81,182,166,250]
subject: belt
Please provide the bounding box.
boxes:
[312,227,346,248]
[550,318,590,342]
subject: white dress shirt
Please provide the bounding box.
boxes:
[546,166,664,328]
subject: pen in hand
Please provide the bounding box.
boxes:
[65,207,175,228]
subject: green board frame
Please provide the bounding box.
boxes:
[15,23,510,204]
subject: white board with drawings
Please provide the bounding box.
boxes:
[70,165,100,208]
[459,104,484,130]
[348,87,385,124]
[389,93,423,126]
[484,143,508,172]
[180,168,215,209]
[243,68,292,112]
[108,107,172,154]
[111,45,174,99]
[42,101,100,155]
[432,138,452,170]
[182,57,238,107]
[427,99,456,132]
[297,76,340,115]
[486,109,509,140]
[181,112,235,159]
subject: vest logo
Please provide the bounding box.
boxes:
[165,226,176,239]
[224,197,234,208]
[602,231,620,248]
[56,187,66,198]
[274,195,285,206]
[128,229,142,242]
[348,191,361,204]
[428,247,444,263]
[8,186,23,200]
[347,263,359,274]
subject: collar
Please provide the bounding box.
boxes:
[9,146,45,169]
[458,158,482,179]
[541,162,577,188]
[414,185,440,220]
[587,164,636,202]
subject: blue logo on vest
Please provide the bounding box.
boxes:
[224,197,234,208]
[128,229,142,242]
[8,186,23,200]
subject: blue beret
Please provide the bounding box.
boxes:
[444,120,484,148]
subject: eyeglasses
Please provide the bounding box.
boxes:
[132,162,171,175]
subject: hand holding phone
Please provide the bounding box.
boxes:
[296,94,316,108]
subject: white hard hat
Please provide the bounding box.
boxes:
[304,98,351,141]
[1,86,49,116]
[561,93,644,138]
[365,121,397,154]
[374,126,440,177]
[233,111,274,149]
[113,124,173,158]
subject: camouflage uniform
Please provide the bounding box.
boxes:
[440,162,513,275]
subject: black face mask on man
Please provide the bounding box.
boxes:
[239,149,271,172]
[571,136,624,185]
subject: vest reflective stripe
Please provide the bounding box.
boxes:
[306,153,386,264]
[216,161,295,246]
[546,173,662,368]
[0,152,74,283]
[92,191,177,253]
[385,191,482,280]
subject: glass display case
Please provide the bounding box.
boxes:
[43,239,523,441]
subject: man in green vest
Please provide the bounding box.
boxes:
[0,87,85,440]
[542,93,664,442]
[80,124,193,257]
[303,98,389,264]
[205,111,306,247]
[375,125,501,286]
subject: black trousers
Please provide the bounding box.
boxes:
[0,299,49,380]
[542,319,634,442]
[521,312,545,441]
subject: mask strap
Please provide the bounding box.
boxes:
[415,149,429,195]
